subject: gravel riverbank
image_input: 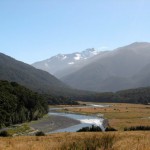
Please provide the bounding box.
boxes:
[29,115,80,133]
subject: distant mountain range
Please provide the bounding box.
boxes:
[32,48,107,78]
[32,42,150,92]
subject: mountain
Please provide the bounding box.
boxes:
[0,53,73,95]
[32,48,105,78]
[61,42,150,92]
[133,62,150,88]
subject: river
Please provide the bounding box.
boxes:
[48,104,110,133]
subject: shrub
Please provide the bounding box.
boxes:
[35,131,45,136]
[77,125,102,132]
[124,126,150,131]
[0,130,10,137]
[105,126,117,131]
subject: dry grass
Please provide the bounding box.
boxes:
[0,132,150,150]
[1,103,148,149]
[66,103,150,130]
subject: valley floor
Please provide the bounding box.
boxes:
[66,102,150,130]
[0,103,150,150]
[28,103,150,133]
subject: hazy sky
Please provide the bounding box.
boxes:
[0,0,150,64]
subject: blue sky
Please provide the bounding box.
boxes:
[0,0,150,64]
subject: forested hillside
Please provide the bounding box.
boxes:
[73,87,150,104]
[0,80,48,128]
[115,87,150,104]
[0,53,71,95]
[0,53,95,97]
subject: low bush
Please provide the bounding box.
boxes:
[77,125,102,132]
[0,130,10,137]
[105,126,117,131]
[124,126,150,131]
[35,131,45,136]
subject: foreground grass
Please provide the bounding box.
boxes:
[66,103,150,130]
[0,132,150,150]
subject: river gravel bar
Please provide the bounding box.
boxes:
[29,115,80,133]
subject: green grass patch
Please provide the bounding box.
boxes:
[7,124,31,136]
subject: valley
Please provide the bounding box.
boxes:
[0,1,150,149]
[0,102,150,150]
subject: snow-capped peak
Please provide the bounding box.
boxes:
[55,54,67,60]
[74,53,81,60]
[32,48,101,76]
[80,48,99,58]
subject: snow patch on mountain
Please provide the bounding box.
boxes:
[32,48,103,77]
[74,54,81,60]
[62,55,67,60]
[55,54,67,60]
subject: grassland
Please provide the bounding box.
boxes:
[65,103,150,130]
[0,103,150,150]
[0,132,150,150]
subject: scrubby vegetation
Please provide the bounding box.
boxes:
[77,125,102,132]
[0,130,10,137]
[105,126,117,131]
[0,80,48,128]
[35,131,45,136]
[5,124,32,136]
[124,126,150,131]
[77,125,117,132]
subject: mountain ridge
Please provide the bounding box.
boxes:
[61,42,150,92]
[3,42,150,94]
[32,48,107,78]
[0,52,72,95]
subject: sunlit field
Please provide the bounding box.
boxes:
[65,103,150,130]
[0,132,150,150]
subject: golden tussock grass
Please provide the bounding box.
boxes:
[0,132,150,150]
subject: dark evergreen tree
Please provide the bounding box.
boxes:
[0,80,48,128]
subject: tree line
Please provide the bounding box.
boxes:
[71,87,150,104]
[0,80,48,128]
